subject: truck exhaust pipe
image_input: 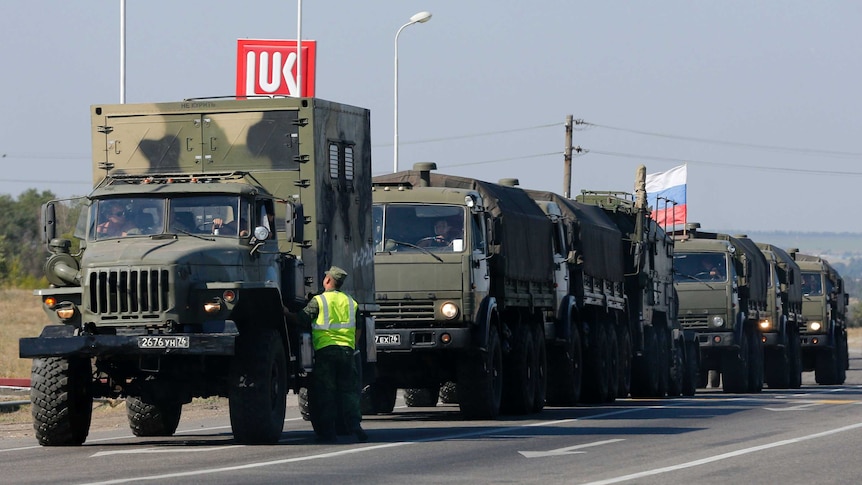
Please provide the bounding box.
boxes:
[413,162,437,187]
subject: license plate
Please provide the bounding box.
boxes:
[375,334,401,346]
[137,336,190,349]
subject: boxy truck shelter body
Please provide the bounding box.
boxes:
[673,226,768,393]
[369,163,555,418]
[20,97,377,445]
[789,250,849,385]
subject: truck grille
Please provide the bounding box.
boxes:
[679,315,709,329]
[373,300,435,324]
[87,267,171,320]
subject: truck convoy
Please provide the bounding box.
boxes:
[789,250,849,385]
[673,225,768,393]
[755,242,803,388]
[19,97,377,445]
[368,163,696,419]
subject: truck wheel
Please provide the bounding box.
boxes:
[604,324,619,403]
[439,381,458,404]
[532,325,547,413]
[788,329,803,389]
[838,332,848,384]
[616,324,632,399]
[502,324,537,414]
[361,383,397,415]
[30,357,93,446]
[764,337,791,389]
[458,326,503,419]
[126,395,182,437]
[582,322,610,403]
[815,346,840,385]
[722,329,750,393]
[655,325,670,397]
[681,340,699,396]
[708,370,721,389]
[747,328,764,393]
[630,326,659,398]
[667,337,684,397]
[228,328,287,444]
[546,323,582,406]
[404,387,440,407]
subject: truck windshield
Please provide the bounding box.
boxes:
[801,272,823,296]
[90,195,245,240]
[674,253,727,282]
[373,204,466,253]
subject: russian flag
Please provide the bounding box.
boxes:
[645,164,686,229]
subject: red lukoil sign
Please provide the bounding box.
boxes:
[236,39,317,98]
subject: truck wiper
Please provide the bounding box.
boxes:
[382,239,444,263]
[168,229,215,242]
[674,271,719,289]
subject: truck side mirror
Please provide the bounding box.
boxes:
[42,202,57,245]
[286,202,305,244]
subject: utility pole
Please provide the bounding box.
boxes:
[563,115,573,198]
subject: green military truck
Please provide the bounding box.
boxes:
[755,242,803,388]
[19,97,377,445]
[369,163,556,418]
[673,226,767,393]
[788,250,849,385]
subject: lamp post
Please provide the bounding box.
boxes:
[394,11,432,173]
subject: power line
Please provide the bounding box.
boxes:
[0,178,90,185]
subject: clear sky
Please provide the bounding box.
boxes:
[1,1,860,233]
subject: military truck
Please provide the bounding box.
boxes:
[788,250,849,385]
[369,163,556,418]
[673,225,767,393]
[574,166,698,399]
[755,242,803,388]
[19,97,377,445]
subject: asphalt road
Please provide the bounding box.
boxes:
[2,354,861,485]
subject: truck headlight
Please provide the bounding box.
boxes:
[809,321,822,332]
[710,316,725,328]
[203,299,222,314]
[759,319,772,330]
[55,303,77,321]
[440,302,459,319]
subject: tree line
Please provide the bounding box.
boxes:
[0,189,859,326]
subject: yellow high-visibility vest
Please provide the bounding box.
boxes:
[312,291,357,350]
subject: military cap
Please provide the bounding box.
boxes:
[325,266,348,284]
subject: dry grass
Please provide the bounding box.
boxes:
[0,289,46,378]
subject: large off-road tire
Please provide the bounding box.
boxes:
[546,323,582,406]
[681,340,699,396]
[457,326,503,419]
[722,329,750,393]
[502,324,537,414]
[228,328,288,444]
[30,357,93,446]
[655,325,670,397]
[532,325,547,413]
[818,330,848,385]
[631,326,660,398]
[361,383,397,415]
[126,395,182,437]
[837,332,848,384]
[439,381,458,404]
[404,387,440,407]
[788,329,803,389]
[747,327,764,393]
[667,337,684,397]
[604,324,619,403]
[764,335,791,389]
[582,322,611,403]
[616,324,632,399]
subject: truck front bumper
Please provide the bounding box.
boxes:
[20,333,236,359]
[800,334,831,350]
[693,331,735,348]
[373,327,472,352]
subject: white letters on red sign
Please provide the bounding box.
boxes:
[236,40,316,98]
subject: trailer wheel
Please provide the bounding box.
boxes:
[30,357,93,446]
[722,328,750,393]
[681,339,699,396]
[630,326,659,398]
[616,324,632,399]
[546,323,582,406]
[747,327,764,393]
[228,327,287,444]
[127,395,182,437]
[404,387,440,407]
[532,325,547,413]
[502,324,537,414]
[458,326,503,419]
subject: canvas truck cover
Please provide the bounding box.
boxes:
[523,189,624,282]
[758,243,803,307]
[373,170,554,283]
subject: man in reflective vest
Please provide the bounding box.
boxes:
[291,266,366,443]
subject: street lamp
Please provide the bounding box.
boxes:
[394,11,432,173]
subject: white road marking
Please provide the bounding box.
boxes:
[582,421,862,485]
[91,445,245,457]
[518,438,625,458]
